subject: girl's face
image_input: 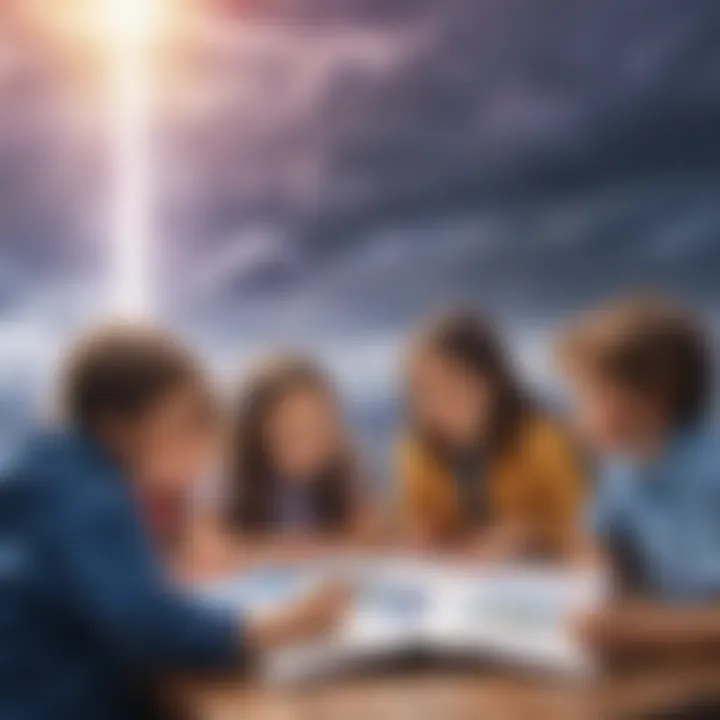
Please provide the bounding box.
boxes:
[410,348,492,449]
[264,386,343,483]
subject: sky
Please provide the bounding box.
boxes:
[0,0,719,445]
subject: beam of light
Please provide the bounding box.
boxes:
[100,0,165,318]
[24,0,187,318]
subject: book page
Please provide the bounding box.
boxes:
[200,559,605,683]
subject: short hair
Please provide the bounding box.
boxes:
[556,296,712,429]
[62,323,207,432]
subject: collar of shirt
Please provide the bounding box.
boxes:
[603,422,712,491]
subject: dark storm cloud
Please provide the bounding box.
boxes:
[181,0,720,225]
[0,17,106,298]
[0,0,718,443]
[0,0,719,369]
[159,0,720,339]
[0,12,110,420]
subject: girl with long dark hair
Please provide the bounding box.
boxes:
[224,354,377,559]
[398,310,585,558]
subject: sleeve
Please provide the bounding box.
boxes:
[681,482,720,601]
[395,439,450,543]
[590,470,625,543]
[46,482,243,673]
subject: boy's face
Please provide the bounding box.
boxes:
[569,375,664,457]
[116,384,218,494]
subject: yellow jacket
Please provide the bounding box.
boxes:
[397,415,585,547]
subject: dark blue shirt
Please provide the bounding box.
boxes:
[0,430,241,720]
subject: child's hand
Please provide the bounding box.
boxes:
[573,606,638,655]
[573,608,606,650]
[246,583,352,654]
[461,523,527,564]
[283,583,352,642]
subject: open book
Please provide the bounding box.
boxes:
[203,557,606,684]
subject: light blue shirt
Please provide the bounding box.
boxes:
[593,424,720,602]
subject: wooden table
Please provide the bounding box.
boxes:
[181,668,589,720]
[177,659,720,720]
[177,537,720,719]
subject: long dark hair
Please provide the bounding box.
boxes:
[227,354,355,534]
[410,310,531,462]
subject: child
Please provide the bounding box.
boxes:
[398,310,585,559]
[0,324,348,720]
[224,354,377,556]
[557,297,720,657]
[135,406,226,576]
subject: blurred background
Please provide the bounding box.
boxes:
[0,0,719,458]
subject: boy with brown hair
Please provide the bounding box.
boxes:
[557,296,720,655]
[0,323,347,720]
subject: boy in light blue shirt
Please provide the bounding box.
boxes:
[557,297,720,656]
[592,427,720,603]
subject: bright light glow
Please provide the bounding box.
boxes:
[102,0,166,317]
[26,0,177,317]
[99,0,164,48]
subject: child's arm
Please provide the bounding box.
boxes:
[47,479,347,672]
[396,441,456,549]
[246,584,349,653]
[212,528,388,573]
[578,602,720,656]
[512,422,587,559]
[453,422,587,563]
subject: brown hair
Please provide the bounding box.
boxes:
[556,296,711,429]
[62,323,208,433]
[410,309,531,460]
[227,354,356,534]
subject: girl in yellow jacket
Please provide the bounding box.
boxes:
[398,310,585,560]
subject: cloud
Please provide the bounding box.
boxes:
[0,0,719,436]
[148,0,720,335]
[186,224,303,302]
